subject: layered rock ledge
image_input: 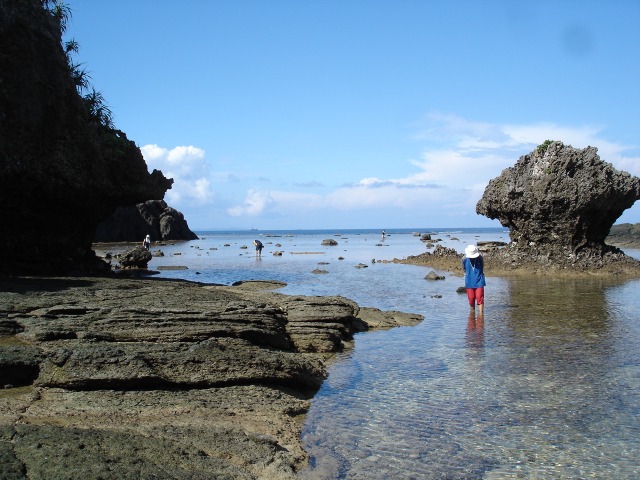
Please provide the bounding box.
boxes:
[394,243,640,277]
[0,276,422,479]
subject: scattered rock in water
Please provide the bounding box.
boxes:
[456,286,467,293]
[322,239,338,246]
[117,247,152,269]
[425,271,445,281]
[311,269,329,274]
[355,263,368,269]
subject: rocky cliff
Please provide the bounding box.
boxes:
[475,141,640,270]
[0,0,172,274]
[95,200,199,242]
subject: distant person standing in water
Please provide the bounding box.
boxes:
[142,234,151,251]
[253,239,263,257]
[462,245,486,315]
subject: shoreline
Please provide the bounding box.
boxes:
[0,274,422,478]
[391,244,640,278]
[3,233,640,477]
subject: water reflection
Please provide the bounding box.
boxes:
[466,312,484,350]
[300,276,640,479]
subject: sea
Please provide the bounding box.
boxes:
[96,228,640,479]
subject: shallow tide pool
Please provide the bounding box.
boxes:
[97,229,640,479]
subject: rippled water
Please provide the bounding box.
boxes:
[96,229,640,479]
[299,276,640,479]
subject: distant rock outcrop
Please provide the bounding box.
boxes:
[607,223,640,249]
[476,141,640,268]
[0,1,172,274]
[95,200,198,242]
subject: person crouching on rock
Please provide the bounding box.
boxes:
[253,239,263,257]
[143,234,151,251]
[462,245,486,316]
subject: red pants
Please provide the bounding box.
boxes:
[466,287,484,307]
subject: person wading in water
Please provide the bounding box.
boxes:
[462,245,486,316]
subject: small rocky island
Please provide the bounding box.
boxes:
[399,141,640,276]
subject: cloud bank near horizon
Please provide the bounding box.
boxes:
[141,113,640,228]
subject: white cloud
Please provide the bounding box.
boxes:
[141,144,213,206]
[413,114,639,186]
[223,113,639,225]
[144,114,639,229]
[227,189,274,216]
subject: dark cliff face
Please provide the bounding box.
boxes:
[0,1,172,274]
[95,200,199,242]
[476,141,640,254]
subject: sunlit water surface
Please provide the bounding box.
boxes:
[97,229,640,479]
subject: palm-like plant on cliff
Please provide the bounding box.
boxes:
[42,0,115,130]
[42,0,72,33]
[83,88,115,129]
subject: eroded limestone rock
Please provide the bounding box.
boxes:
[477,141,640,261]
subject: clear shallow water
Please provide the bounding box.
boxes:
[97,229,640,479]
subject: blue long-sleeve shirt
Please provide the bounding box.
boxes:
[462,256,486,288]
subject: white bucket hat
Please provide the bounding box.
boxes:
[465,245,480,258]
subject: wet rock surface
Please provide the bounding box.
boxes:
[0,276,422,479]
[116,246,153,269]
[395,244,640,277]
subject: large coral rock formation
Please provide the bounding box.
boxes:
[0,1,172,274]
[95,200,199,242]
[477,141,640,268]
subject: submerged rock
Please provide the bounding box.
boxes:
[425,271,445,280]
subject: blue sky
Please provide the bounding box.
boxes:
[63,0,640,230]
